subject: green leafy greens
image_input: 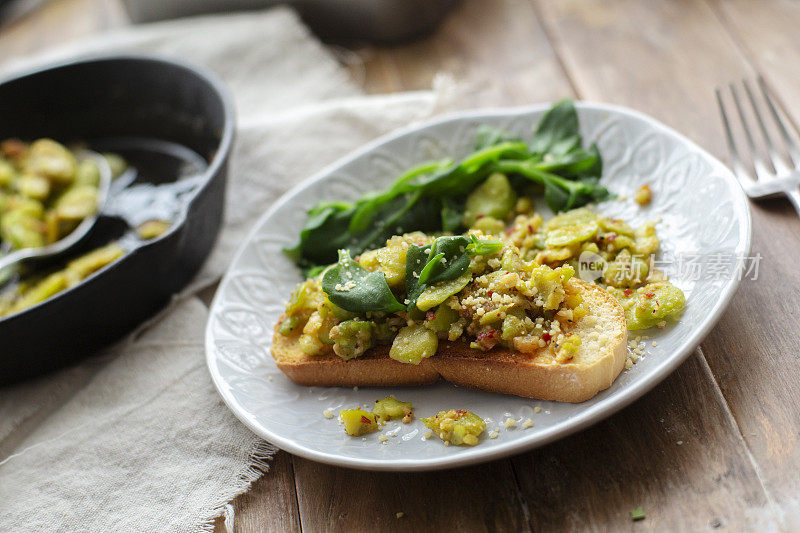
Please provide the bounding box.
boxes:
[404,236,472,312]
[321,250,405,314]
[322,235,503,315]
[288,99,610,272]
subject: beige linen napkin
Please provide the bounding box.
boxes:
[0,8,459,532]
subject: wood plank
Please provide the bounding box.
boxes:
[534,0,756,158]
[535,0,798,527]
[214,451,302,533]
[513,353,773,531]
[347,0,572,106]
[710,0,800,129]
[292,456,530,532]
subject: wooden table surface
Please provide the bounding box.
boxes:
[3,0,800,531]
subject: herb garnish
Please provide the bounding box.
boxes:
[288,99,609,272]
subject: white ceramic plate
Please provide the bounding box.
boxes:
[206,102,750,471]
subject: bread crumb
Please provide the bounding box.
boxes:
[503,417,517,429]
[489,430,499,439]
[323,409,334,419]
[353,386,359,391]
[424,430,433,439]
[362,437,366,441]
[657,321,666,329]
[396,512,404,519]
[379,434,389,443]
[267,376,273,381]
[534,406,542,413]
[521,418,534,429]
[652,341,658,347]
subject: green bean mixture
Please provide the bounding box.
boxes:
[0,138,113,250]
[0,140,132,318]
[279,231,588,364]
[0,243,126,317]
[502,206,685,330]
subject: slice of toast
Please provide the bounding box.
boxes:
[432,281,627,402]
[271,280,627,402]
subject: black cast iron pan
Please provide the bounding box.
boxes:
[0,55,235,385]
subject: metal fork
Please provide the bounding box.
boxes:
[716,76,800,216]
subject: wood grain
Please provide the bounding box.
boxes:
[534,0,756,157]
[514,353,774,531]
[291,455,530,532]
[214,452,302,533]
[711,0,800,128]
[349,0,572,106]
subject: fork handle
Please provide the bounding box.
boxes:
[787,188,800,219]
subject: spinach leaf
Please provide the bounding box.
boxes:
[405,235,502,311]
[492,157,611,213]
[285,201,355,269]
[321,250,404,314]
[345,193,442,259]
[348,159,451,233]
[475,125,523,150]
[440,197,464,232]
[530,98,580,155]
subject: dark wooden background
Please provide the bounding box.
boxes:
[3,1,798,531]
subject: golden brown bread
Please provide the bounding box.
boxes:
[272,330,440,387]
[271,280,627,402]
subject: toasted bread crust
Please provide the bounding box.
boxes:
[272,330,440,387]
[271,280,627,402]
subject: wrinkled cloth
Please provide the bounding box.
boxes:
[0,8,460,532]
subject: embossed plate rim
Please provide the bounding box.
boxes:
[206,101,751,471]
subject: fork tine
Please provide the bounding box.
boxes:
[716,87,753,183]
[743,79,789,175]
[730,82,772,180]
[757,75,800,167]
